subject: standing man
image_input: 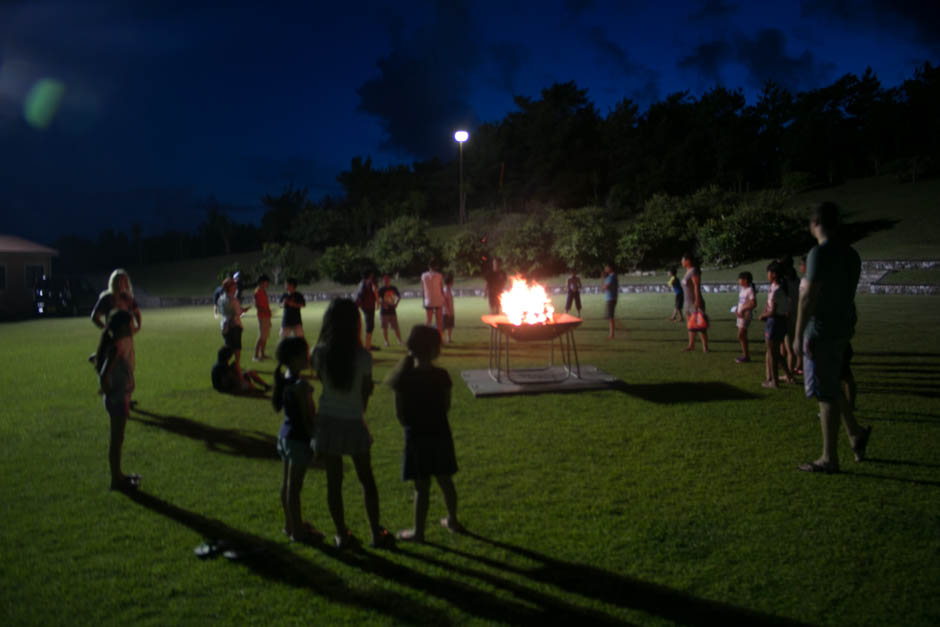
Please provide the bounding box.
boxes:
[603,264,618,339]
[253,274,272,361]
[565,269,582,318]
[355,270,380,351]
[421,261,445,334]
[483,257,507,315]
[378,273,402,347]
[219,277,250,378]
[793,202,871,474]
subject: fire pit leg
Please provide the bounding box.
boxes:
[488,327,503,383]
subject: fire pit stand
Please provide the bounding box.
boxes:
[482,313,582,384]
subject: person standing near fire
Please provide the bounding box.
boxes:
[603,264,618,339]
[421,261,445,335]
[565,269,582,318]
[484,257,507,315]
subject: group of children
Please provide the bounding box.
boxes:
[733,256,805,389]
[273,299,463,548]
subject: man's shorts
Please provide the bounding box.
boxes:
[804,336,847,402]
[277,436,313,466]
[223,325,243,350]
[605,300,617,320]
[565,292,581,313]
[361,308,375,333]
[258,317,272,340]
[281,325,304,338]
[380,312,398,329]
[674,291,684,310]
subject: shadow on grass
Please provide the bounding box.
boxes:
[131,408,279,460]
[415,531,808,626]
[616,381,760,404]
[865,457,940,469]
[313,541,621,625]
[122,490,447,624]
[857,385,940,400]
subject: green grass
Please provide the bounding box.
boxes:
[2,293,938,625]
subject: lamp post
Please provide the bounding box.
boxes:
[454,130,469,224]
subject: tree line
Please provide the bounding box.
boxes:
[56,62,939,277]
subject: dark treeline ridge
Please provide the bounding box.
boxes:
[57,63,940,274]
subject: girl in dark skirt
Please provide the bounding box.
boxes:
[386,325,463,541]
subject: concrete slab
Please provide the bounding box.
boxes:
[461,365,622,397]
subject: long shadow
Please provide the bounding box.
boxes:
[121,490,447,624]
[313,542,625,625]
[617,381,760,404]
[419,532,809,626]
[851,363,940,371]
[857,386,940,400]
[131,408,279,460]
[853,351,940,359]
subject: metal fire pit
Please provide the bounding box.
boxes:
[482,313,582,384]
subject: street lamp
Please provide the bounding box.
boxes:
[454,130,469,224]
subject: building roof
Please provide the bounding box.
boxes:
[0,235,59,255]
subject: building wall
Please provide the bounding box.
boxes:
[0,252,52,317]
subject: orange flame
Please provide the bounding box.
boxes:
[499,276,555,325]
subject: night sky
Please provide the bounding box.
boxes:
[2,0,937,244]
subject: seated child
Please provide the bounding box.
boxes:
[212,346,270,394]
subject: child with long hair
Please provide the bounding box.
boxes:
[273,337,322,542]
[311,298,394,549]
[97,310,139,490]
[759,261,795,388]
[386,325,462,541]
[735,271,757,363]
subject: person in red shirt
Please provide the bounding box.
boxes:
[254,274,273,361]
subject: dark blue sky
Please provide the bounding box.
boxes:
[2,0,937,244]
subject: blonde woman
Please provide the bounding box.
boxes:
[91,269,141,333]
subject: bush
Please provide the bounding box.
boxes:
[549,207,617,275]
[615,193,699,270]
[318,244,372,284]
[369,215,436,277]
[695,190,811,266]
[443,230,488,277]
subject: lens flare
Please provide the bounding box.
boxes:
[23,78,66,129]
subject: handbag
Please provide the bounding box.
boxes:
[687,309,709,332]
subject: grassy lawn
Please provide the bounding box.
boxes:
[1,292,938,625]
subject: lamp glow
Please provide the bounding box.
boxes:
[454,130,469,143]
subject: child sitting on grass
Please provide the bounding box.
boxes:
[735,271,757,363]
[96,309,140,491]
[386,325,463,541]
[273,337,323,543]
[211,346,270,395]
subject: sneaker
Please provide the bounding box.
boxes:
[369,345,381,351]
[735,356,751,363]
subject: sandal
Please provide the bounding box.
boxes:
[291,522,325,543]
[334,529,359,550]
[852,426,872,462]
[797,461,839,474]
[110,474,141,491]
[370,527,396,549]
[440,517,466,534]
[396,529,424,542]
